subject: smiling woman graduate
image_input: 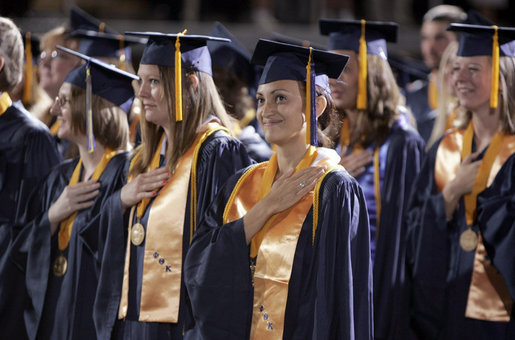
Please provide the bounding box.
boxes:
[406,23,515,339]
[8,47,136,340]
[184,39,372,340]
[91,31,252,340]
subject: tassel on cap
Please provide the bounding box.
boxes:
[85,63,96,153]
[305,47,318,146]
[490,25,499,109]
[174,29,187,122]
[118,34,126,71]
[23,32,33,106]
[357,19,368,110]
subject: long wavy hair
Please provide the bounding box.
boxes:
[339,54,402,148]
[129,66,233,177]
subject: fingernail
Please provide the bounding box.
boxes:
[162,180,167,184]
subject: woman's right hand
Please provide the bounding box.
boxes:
[243,166,326,244]
[48,180,101,234]
[442,151,482,220]
[120,167,170,211]
[339,146,373,177]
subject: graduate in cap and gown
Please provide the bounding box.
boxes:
[319,19,425,340]
[92,31,252,340]
[0,17,61,340]
[208,22,273,162]
[7,47,136,340]
[406,23,515,339]
[184,39,372,340]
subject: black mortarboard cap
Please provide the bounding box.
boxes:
[251,38,348,92]
[208,22,255,86]
[70,29,147,60]
[58,46,138,108]
[319,19,398,59]
[125,31,230,76]
[447,23,515,57]
[269,32,325,50]
[69,6,117,33]
[251,39,349,145]
[57,45,138,151]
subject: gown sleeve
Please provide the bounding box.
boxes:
[312,170,373,340]
[405,139,450,339]
[477,154,515,300]
[184,168,254,340]
[1,162,70,339]
[374,128,425,339]
[15,127,61,223]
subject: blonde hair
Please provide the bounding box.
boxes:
[454,56,515,134]
[427,41,459,148]
[0,17,23,92]
[69,84,129,150]
[130,67,233,177]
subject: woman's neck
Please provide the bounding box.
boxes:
[472,106,500,152]
[77,142,106,181]
[275,139,310,179]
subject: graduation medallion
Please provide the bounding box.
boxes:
[459,229,478,252]
[131,222,145,246]
[53,254,68,277]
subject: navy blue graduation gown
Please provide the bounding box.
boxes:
[93,131,252,340]
[406,137,515,340]
[370,119,425,340]
[0,104,61,340]
[406,80,436,143]
[477,155,515,302]
[183,166,373,340]
[8,152,128,340]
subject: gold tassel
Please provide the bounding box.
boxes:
[23,32,33,106]
[174,29,187,122]
[98,22,105,33]
[357,19,368,110]
[118,34,126,71]
[490,25,499,109]
[305,47,312,145]
[86,64,95,152]
[428,72,438,110]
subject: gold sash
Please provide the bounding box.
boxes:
[118,122,226,323]
[428,71,438,110]
[223,147,340,339]
[49,120,60,136]
[58,148,117,252]
[434,123,515,321]
[0,92,12,116]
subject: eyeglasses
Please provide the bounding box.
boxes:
[54,96,71,108]
[39,50,67,63]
